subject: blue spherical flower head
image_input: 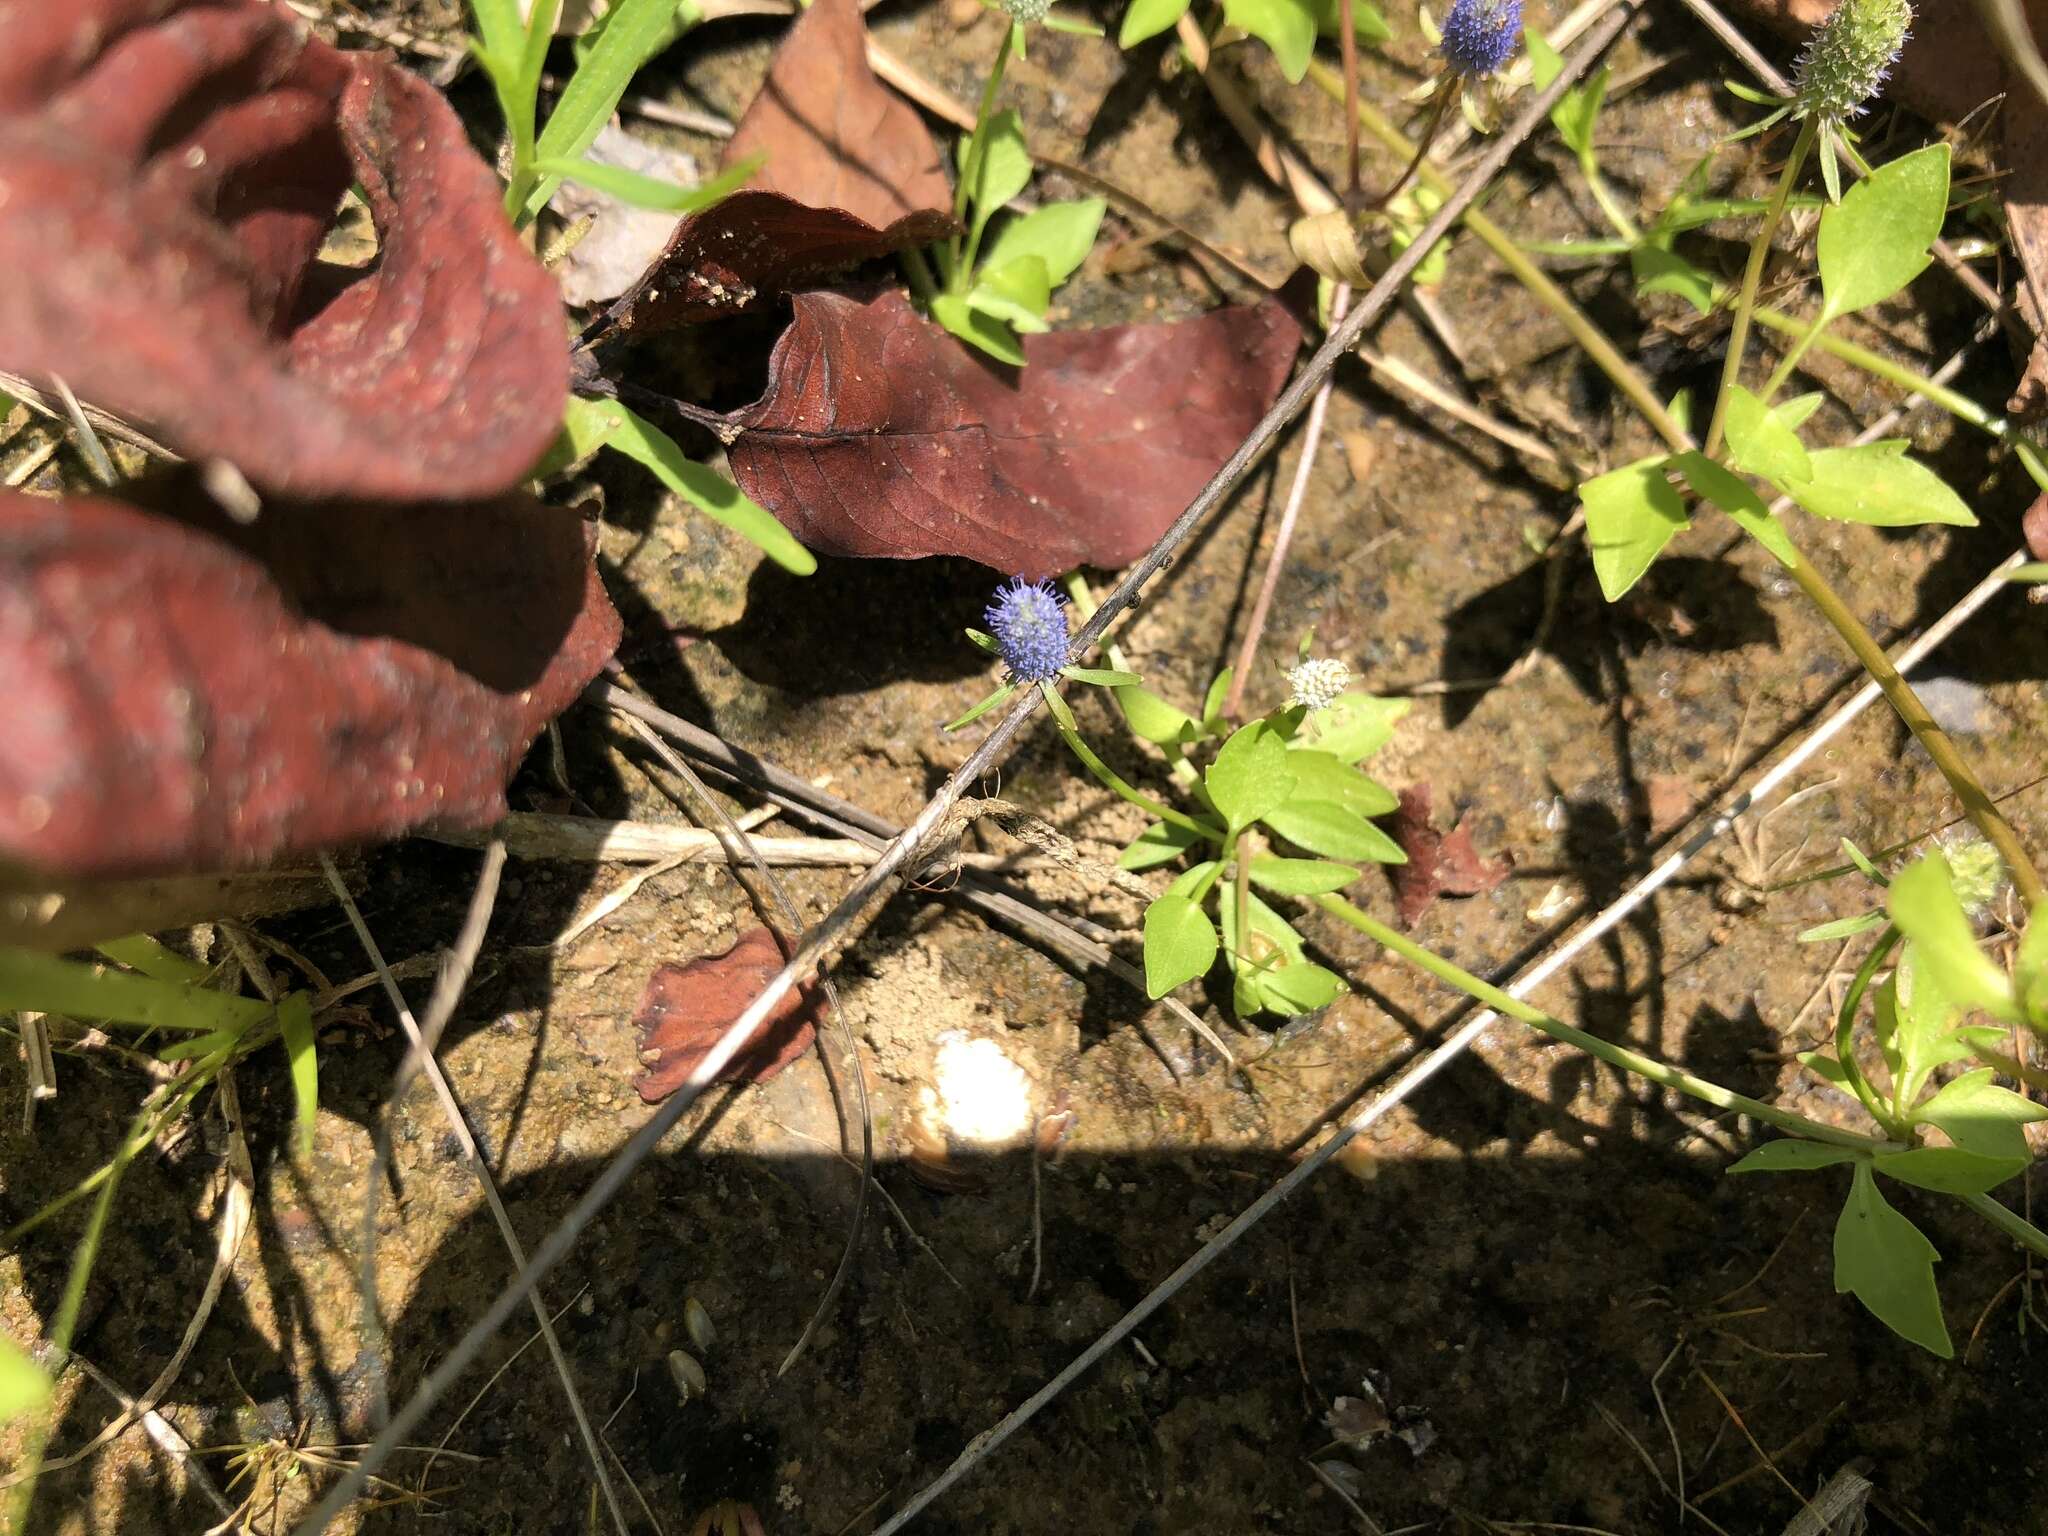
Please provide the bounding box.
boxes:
[1438,0,1521,77]
[985,576,1069,682]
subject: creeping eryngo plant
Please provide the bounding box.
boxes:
[952,599,1410,1018]
[1732,848,2048,1358]
[915,3,1107,364]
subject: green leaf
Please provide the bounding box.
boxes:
[1721,384,1813,485]
[1119,0,1192,44]
[1841,837,1888,885]
[157,1027,243,1063]
[1797,1049,1855,1089]
[1218,889,1308,964]
[1797,911,1888,943]
[1206,722,1297,831]
[964,627,1001,654]
[932,293,1026,365]
[1248,856,1359,895]
[944,682,1018,732]
[1873,1145,2027,1196]
[1304,0,1390,44]
[1782,441,1976,529]
[1773,391,1826,432]
[1728,1139,1862,1174]
[2017,897,2048,1023]
[1301,691,1408,763]
[1262,800,1405,863]
[2007,561,2048,583]
[1282,750,1398,816]
[1528,33,1604,160]
[1834,1162,1952,1357]
[1671,450,1798,567]
[967,255,1054,333]
[1888,944,1955,1110]
[1115,684,1197,747]
[1201,669,1233,731]
[983,199,1105,288]
[1628,243,1716,314]
[591,401,816,572]
[1222,0,1317,80]
[279,992,318,1160]
[537,151,756,213]
[1060,666,1142,686]
[1121,819,1203,870]
[1916,1068,2048,1161]
[1580,457,1689,602]
[1144,894,1218,996]
[1817,143,1950,318]
[1166,859,1221,898]
[0,1332,49,1427]
[525,0,693,221]
[1257,961,1348,1014]
[960,110,1032,237]
[1887,854,2015,1020]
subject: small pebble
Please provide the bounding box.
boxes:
[667,1349,706,1402]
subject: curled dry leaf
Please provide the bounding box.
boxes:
[1389,784,1510,928]
[634,927,825,1101]
[722,0,951,229]
[727,289,1303,577]
[0,0,566,501]
[596,191,953,340]
[0,487,620,878]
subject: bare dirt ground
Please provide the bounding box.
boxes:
[5,2,2048,1533]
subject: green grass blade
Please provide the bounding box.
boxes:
[524,0,695,223]
[0,949,272,1034]
[279,992,318,1159]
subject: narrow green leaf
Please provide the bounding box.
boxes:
[943,682,1018,732]
[1206,722,1297,831]
[1888,943,1956,1110]
[1300,692,1408,763]
[1797,1049,1854,1089]
[596,401,817,573]
[960,109,1032,237]
[1119,0,1193,44]
[1222,0,1317,80]
[1580,457,1689,602]
[983,200,1105,287]
[1817,143,1950,318]
[1873,1145,2027,1197]
[1201,669,1233,730]
[0,1333,49,1427]
[1144,894,1218,996]
[1257,961,1348,1014]
[1916,1068,2048,1161]
[1841,837,1888,885]
[1628,243,1716,314]
[536,152,756,213]
[1262,800,1405,863]
[1773,391,1826,431]
[279,992,318,1160]
[1728,1139,1861,1174]
[96,934,210,984]
[1721,384,1813,485]
[1887,854,2015,1020]
[1166,859,1221,898]
[526,0,693,220]
[1834,1162,1951,1357]
[1060,666,1143,686]
[1797,911,1888,943]
[964,627,1001,654]
[1248,856,1359,895]
[1671,450,1798,567]
[1121,819,1203,870]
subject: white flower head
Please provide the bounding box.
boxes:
[1286,656,1352,712]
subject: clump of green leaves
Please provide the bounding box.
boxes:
[1118,0,1388,83]
[1116,668,1409,1016]
[1579,143,1966,602]
[1734,850,2048,1356]
[924,11,1106,365]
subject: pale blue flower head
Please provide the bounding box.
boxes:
[1439,0,1521,77]
[985,576,1069,681]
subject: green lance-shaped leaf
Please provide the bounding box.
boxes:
[1834,1161,1952,1357]
[1817,143,1951,318]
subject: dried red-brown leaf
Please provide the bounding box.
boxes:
[723,0,950,229]
[597,191,952,339]
[0,0,566,502]
[0,487,619,878]
[1389,785,1510,928]
[634,927,824,1101]
[726,289,1302,577]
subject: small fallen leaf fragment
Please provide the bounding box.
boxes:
[634,928,825,1101]
[728,289,1302,576]
[722,0,950,228]
[1389,784,1510,927]
[599,191,953,339]
[0,0,567,501]
[0,487,619,877]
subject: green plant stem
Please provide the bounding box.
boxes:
[1305,62,1689,454]
[1772,538,2046,908]
[1960,1189,2048,1261]
[900,246,940,304]
[1314,894,1894,1150]
[949,19,1017,282]
[1703,117,1816,458]
[1579,153,1641,246]
[1061,572,1200,788]
[1834,924,1905,1135]
[1038,681,1221,838]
